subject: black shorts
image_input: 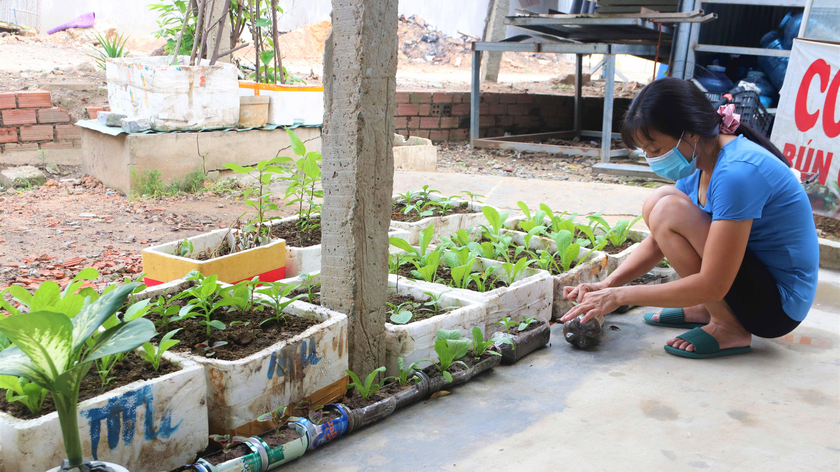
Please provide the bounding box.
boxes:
[724,249,801,338]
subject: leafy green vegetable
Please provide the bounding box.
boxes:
[470,326,512,358]
[209,434,248,455]
[346,366,387,400]
[429,329,471,382]
[141,328,181,371]
[255,281,306,326]
[0,375,46,415]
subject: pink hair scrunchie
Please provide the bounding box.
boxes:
[718,104,741,135]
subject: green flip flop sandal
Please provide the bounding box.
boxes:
[643,308,707,329]
[664,328,751,359]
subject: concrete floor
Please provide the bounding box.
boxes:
[284,173,839,471]
[284,269,839,471]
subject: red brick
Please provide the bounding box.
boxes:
[396,91,410,103]
[0,92,15,109]
[396,129,409,138]
[40,141,74,149]
[406,116,420,129]
[514,116,532,126]
[395,116,408,129]
[396,104,418,116]
[20,125,54,141]
[449,129,469,141]
[0,127,17,143]
[72,139,82,148]
[420,117,440,129]
[432,93,453,103]
[440,117,459,129]
[507,105,527,115]
[487,128,504,137]
[518,94,535,104]
[480,93,499,104]
[38,107,71,124]
[450,93,465,103]
[56,124,81,140]
[2,109,37,125]
[418,104,432,116]
[499,94,518,104]
[17,91,51,108]
[4,142,39,152]
[429,130,449,142]
[496,116,514,127]
[479,116,494,127]
[86,106,105,119]
[416,130,430,139]
[452,104,471,116]
[486,104,506,115]
[409,92,432,104]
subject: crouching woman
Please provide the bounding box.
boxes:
[561,78,819,359]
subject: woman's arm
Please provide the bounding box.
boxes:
[561,219,752,322]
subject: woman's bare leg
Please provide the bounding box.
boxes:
[647,193,752,351]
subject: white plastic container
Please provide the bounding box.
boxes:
[106,56,240,131]
[238,81,324,126]
[0,355,207,472]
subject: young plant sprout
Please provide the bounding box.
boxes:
[393,357,420,386]
[209,434,248,455]
[0,376,46,415]
[587,213,644,247]
[470,326,512,358]
[495,317,518,334]
[386,301,415,325]
[176,237,194,257]
[422,329,472,382]
[460,190,485,204]
[346,366,387,400]
[519,317,537,332]
[196,340,227,358]
[257,406,290,439]
[255,281,306,325]
[295,401,327,425]
[141,328,181,371]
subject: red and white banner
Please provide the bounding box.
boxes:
[771,39,840,218]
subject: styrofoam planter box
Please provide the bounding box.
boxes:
[0,354,207,472]
[551,253,611,320]
[141,228,287,285]
[238,81,324,126]
[392,258,553,328]
[106,56,239,131]
[270,215,411,278]
[605,229,648,272]
[135,279,348,434]
[390,198,489,245]
[383,276,486,375]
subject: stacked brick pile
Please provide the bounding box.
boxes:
[0,91,81,153]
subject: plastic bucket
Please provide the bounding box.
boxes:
[239,95,270,128]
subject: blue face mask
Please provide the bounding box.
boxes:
[645,131,697,181]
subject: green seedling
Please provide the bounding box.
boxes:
[470,326,512,358]
[495,317,518,334]
[256,282,306,326]
[179,273,240,337]
[516,201,548,233]
[300,273,321,303]
[496,257,534,286]
[392,357,420,387]
[519,317,537,332]
[148,296,192,333]
[257,406,290,438]
[346,366,387,400]
[176,238,194,257]
[423,329,471,382]
[141,328,181,371]
[433,195,459,217]
[209,434,248,455]
[0,375,47,416]
[195,340,227,358]
[422,291,457,316]
[587,213,643,247]
[295,401,327,425]
[278,129,323,245]
[386,301,416,325]
[444,248,477,290]
[460,190,485,204]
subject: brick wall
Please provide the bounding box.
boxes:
[395,91,632,142]
[0,91,81,153]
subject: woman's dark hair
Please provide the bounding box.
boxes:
[621,77,789,166]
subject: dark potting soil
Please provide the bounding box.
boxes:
[393,264,508,291]
[602,240,635,255]
[815,214,840,242]
[0,353,179,419]
[499,320,540,337]
[260,425,303,448]
[154,300,318,361]
[386,293,457,324]
[390,201,476,222]
[194,236,233,261]
[270,218,322,247]
[203,443,253,466]
[342,381,413,410]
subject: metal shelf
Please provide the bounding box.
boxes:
[693,44,792,57]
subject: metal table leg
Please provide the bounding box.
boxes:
[601,54,616,163]
[574,53,582,138]
[470,49,481,143]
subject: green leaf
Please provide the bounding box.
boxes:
[472,326,484,346]
[0,312,73,382]
[30,281,61,311]
[223,163,253,174]
[255,18,272,28]
[286,128,306,156]
[85,318,157,365]
[71,283,140,352]
[389,310,412,324]
[389,237,416,255]
[482,206,501,233]
[124,299,151,322]
[0,347,51,388]
[204,320,227,331]
[62,267,99,298]
[517,201,532,220]
[436,329,461,341]
[0,374,22,393]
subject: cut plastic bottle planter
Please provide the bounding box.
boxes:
[135,279,348,435]
[141,228,287,286]
[107,56,240,131]
[0,355,207,472]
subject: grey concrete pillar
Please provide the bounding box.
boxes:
[321,0,398,375]
[480,0,510,83]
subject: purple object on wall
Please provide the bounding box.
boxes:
[47,12,96,35]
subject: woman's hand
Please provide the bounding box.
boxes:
[563,280,610,304]
[559,286,622,323]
